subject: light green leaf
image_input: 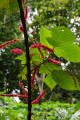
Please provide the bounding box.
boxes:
[54,44,80,62]
[15,54,26,64]
[43,73,57,90]
[39,63,60,74]
[40,26,53,48]
[52,70,80,91]
[47,26,74,47]
[75,102,80,112]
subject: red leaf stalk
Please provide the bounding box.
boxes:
[32,90,46,104]
[11,48,24,54]
[31,29,35,35]
[33,39,44,58]
[24,5,28,23]
[48,58,61,64]
[31,68,37,88]
[0,38,20,49]
[30,44,54,53]
[19,26,24,32]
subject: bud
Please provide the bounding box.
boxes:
[11,48,24,54]
[24,5,29,23]
[19,26,24,32]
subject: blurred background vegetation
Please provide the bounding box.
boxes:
[0,0,80,104]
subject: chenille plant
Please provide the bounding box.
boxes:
[0,0,80,120]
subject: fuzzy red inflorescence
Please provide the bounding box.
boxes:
[30,44,54,53]
[0,94,28,99]
[23,0,25,4]
[31,68,37,88]
[24,5,28,22]
[19,26,24,32]
[31,90,46,104]
[33,39,44,58]
[0,38,20,49]
[11,48,24,54]
[19,80,26,95]
[48,58,61,64]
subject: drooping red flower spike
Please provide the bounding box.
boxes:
[0,94,28,99]
[19,80,26,95]
[32,90,46,104]
[31,68,37,88]
[24,5,29,23]
[48,58,61,64]
[23,0,25,4]
[33,39,44,58]
[30,44,54,53]
[0,38,20,49]
[11,48,24,54]
[19,26,24,32]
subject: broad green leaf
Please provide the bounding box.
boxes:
[44,73,57,90]
[39,63,60,74]
[54,44,80,62]
[47,26,74,47]
[52,70,80,91]
[75,102,80,112]
[40,26,53,48]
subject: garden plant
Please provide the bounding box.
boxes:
[0,0,80,120]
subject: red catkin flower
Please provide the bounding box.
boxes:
[31,68,37,88]
[24,5,28,22]
[23,0,25,4]
[19,80,26,95]
[0,38,20,49]
[48,58,61,64]
[30,44,54,53]
[33,39,44,58]
[32,90,46,104]
[11,48,24,54]
[19,26,24,32]
[0,94,28,99]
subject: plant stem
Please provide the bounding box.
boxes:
[17,1,31,120]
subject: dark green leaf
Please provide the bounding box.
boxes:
[52,70,80,91]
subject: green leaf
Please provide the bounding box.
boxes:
[47,26,74,47]
[15,54,26,64]
[54,44,80,62]
[30,48,46,64]
[43,73,57,90]
[18,67,27,80]
[40,26,53,48]
[39,63,60,74]
[75,101,80,112]
[52,70,80,91]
